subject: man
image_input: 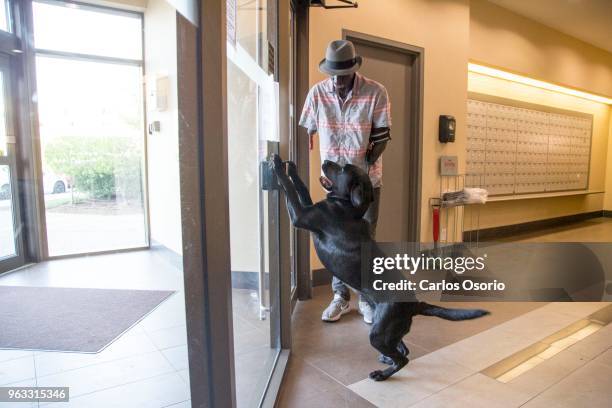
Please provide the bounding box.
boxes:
[299,40,391,324]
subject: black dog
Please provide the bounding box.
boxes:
[271,154,489,381]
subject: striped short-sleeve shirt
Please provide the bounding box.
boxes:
[299,72,391,188]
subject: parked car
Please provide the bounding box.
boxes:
[0,166,9,199]
[0,170,68,199]
[43,173,70,195]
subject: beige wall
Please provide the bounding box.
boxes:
[470,0,612,98]
[468,72,611,229]
[307,0,612,269]
[606,117,612,211]
[144,0,183,254]
[468,0,612,228]
[308,0,471,268]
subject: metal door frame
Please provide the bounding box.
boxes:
[0,52,26,272]
[0,1,29,273]
[180,1,291,407]
[291,0,312,302]
[30,0,150,259]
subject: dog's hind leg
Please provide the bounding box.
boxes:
[369,320,410,381]
[398,340,409,357]
[378,354,394,365]
[378,340,410,365]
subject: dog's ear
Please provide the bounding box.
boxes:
[350,178,373,213]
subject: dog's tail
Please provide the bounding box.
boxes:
[418,302,489,321]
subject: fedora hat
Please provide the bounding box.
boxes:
[319,40,362,76]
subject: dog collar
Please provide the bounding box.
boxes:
[326,193,351,202]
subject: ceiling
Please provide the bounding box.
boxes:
[487,0,612,53]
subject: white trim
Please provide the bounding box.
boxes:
[487,190,604,202]
[72,0,146,12]
[227,42,271,89]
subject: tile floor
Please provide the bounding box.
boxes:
[349,303,611,408]
[0,250,190,408]
[277,286,545,407]
[0,250,273,408]
[277,217,612,407]
[2,217,610,407]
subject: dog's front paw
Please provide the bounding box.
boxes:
[369,370,389,381]
[270,154,285,174]
[286,161,298,177]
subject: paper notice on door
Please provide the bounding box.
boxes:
[260,78,279,142]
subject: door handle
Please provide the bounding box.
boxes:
[260,159,280,191]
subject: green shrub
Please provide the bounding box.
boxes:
[44,135,142,200]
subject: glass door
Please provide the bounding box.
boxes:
[226,0,287,406]
[0,54,25,272]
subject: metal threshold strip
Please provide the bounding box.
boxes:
[481,303,612,383]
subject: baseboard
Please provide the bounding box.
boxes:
[231,271,270,290]
[150,241,265,290]
[150,241,182,269]
[464,210,604,241]
[231,270,257,289]
[312,268,333,287]
[604,210,612,218]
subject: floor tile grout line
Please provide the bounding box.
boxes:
[140,322,192,389]
[233,313,269,334]
[39,367,181,407]
[0,354,38,387]
[404,372,480,407]
[33,352,40,408]
[0,351,35,365]
[517,345,612,407]
[405,340,434,354]
[160,399,190,408]
[141,322,187,336]
[296,363,374,407]
[32,347,170,381]
[140,324,189,352]
[302,357,356,391]
[141,325,186,374]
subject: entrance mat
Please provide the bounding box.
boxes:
[0,285,175,353]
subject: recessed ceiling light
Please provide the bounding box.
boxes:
[468,63,612,105]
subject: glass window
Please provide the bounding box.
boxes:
[0,72,6,156]
[32,1,142,60]
[236,0,268,70]
[36,56,147,256]
[0,1,10,32]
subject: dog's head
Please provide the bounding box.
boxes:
[321,160,374,217]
